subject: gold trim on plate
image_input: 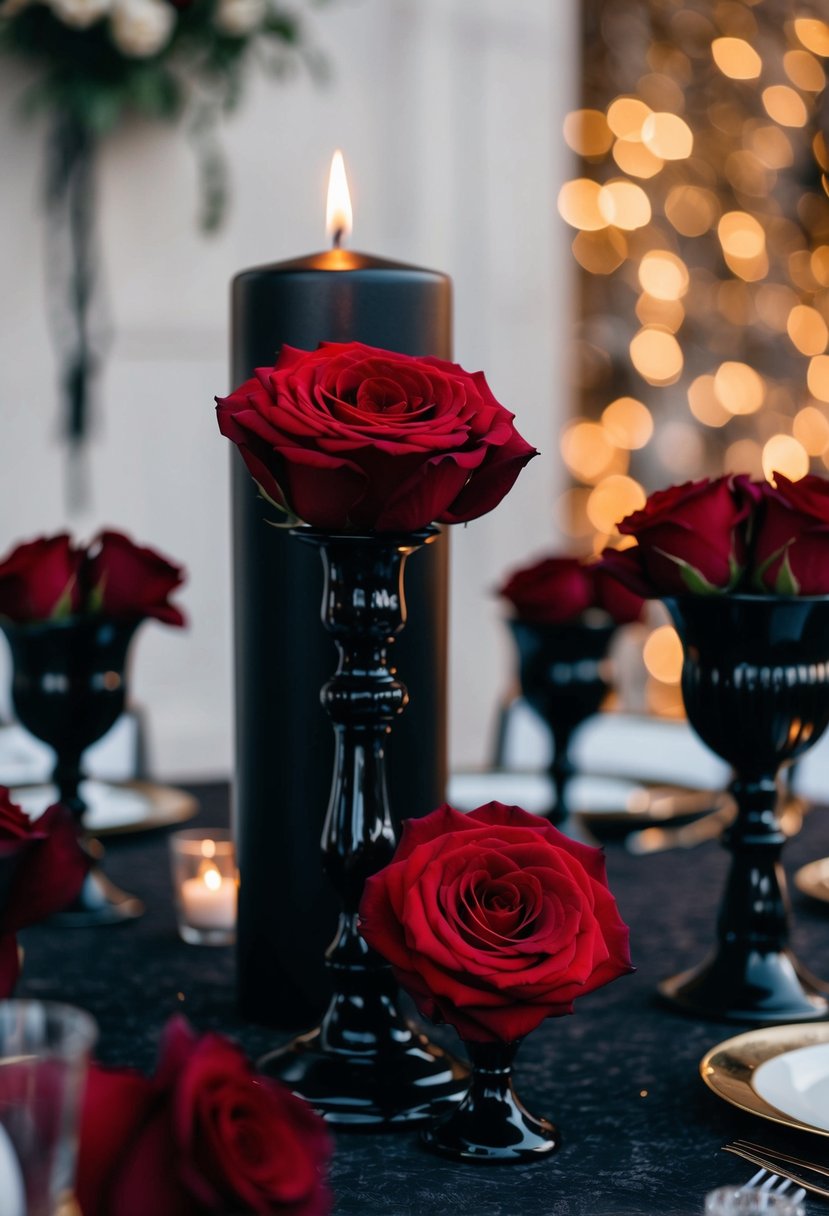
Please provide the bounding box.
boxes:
[794,857,829,906]
[700,1023,829,1136]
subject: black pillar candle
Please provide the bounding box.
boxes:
[231,248,452,1028]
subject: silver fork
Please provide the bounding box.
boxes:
[741,1166,807,1206]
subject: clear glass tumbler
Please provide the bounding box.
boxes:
[169,828,237,945]
[705,1187,805,1215]
[0,1001,97,1216]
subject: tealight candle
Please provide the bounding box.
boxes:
[170,830,237,946]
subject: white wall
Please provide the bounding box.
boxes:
[0,0,576,778]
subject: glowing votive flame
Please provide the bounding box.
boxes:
[326,149,353,248]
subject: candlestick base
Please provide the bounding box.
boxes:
[259,1020,468,1129]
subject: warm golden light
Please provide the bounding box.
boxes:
[665,185,719,236]
[711,37,762,80]
[761,85,808,128]
[201,839,216,859]
[563,109,614,157]
[808,355,829,403]
[717,211,765,259]
[725,438,763,478]
[602,397,653,449]
[612,138,664,178]
[572,228,627,275]
[784,49,825,92]
[638,251,689,300]
[606,97,651,140]
[326,150,353,246]
[629,327,683,385]
[643,625,683,685]
[787,305,829,356]
[203,866,222,892]
[749,125,794,170]
[794,17,829,57]
[586,475,646,533]
[688,374,730,428]
[793,405,829,456]
[641,112,693,160]
[762,435,809,484]
[598,180,651,229]
[635,295,685,332]
[558,178,606,230]
[713,361,765,415]
[560,421,619,482]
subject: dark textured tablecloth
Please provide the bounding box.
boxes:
[17,785,829,1216]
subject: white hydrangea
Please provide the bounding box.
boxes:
[110,0,175,57]
[215,0,266,38]
[48,0,111,29]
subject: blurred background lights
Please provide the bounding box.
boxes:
[762,434,810,482]
[643,626,684,685]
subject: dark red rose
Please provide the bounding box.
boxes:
[751,473,829,594]
[216,341,537,532]
[0,534,82,623]
[498,555,644,625]
[598,476,756,597]
[0,788,88,995]
[76,1016,332,1216]
[359,802,632,1042]
[84,531,186,626]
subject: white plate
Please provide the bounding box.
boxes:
[446,771,645,816]
[753,1043,829,1133]
[11,780,198,836]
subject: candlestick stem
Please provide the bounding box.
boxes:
[258,527,466,1127]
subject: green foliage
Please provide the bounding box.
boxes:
[1,0,324,223]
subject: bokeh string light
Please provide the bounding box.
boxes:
[557,0,829,708]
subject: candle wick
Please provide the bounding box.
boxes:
[332,227,344,250]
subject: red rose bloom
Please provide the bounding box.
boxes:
[599,476,756,597]
[76,1017,332,1216]
[84,531,186,626]
[0,534,82,623]
[359,802,632,1042]
[216,341,537,532]
[0,787,88,994]
[499,555,643,625]
[751,473,829,594]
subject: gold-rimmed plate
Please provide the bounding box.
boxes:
[794,858,829,906]
[701,1023,829,1137]
[12,780,199,836]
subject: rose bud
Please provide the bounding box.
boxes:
[84,531,186,626]
[0,534,82,623]
[752,473,829,594]
[498,555,643,625]
[598,476,755,598]
[216,341,538,533]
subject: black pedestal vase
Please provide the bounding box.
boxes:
[509,617,615,833]
[421,1040,558,1163]
[258,528,467,1127]
[659,594,829,1023]
[1,617,144,925]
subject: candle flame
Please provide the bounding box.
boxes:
[203,866,222,892]
[326,150,353,248]
[200,839,216,860]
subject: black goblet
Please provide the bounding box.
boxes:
[1,616,144,925]
[421,1039,558,1163]
[660,594,829,1023]
[509,615,616,833]
[258,528,467,1127]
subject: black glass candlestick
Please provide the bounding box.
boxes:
[509,616,615,832]
[660,594,829,1022]
[421,1040,558,1163]
[1,617,144,925]
[258,527,466,1126]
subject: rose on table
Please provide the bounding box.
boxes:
[0,530,186,625]
[599,472,829,598]
[77,1016,332,1216]
[0,786,88,996]
[498,553,644,626]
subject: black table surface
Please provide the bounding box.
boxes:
[18,784,829,1216]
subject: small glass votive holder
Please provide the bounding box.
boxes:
[0,1000,97,1216]
[705,1188,805,1215]
[169,828,237,946]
